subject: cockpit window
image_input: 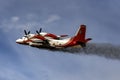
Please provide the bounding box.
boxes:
[22,37,25,39]
[22,37,28,40]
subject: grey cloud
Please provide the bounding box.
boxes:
[1,0,120,80]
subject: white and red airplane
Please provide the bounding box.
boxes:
[16,25,92,49]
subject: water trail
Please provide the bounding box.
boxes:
[35,43,120,60]
[52,43,120,60]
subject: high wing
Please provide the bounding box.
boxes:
[35,28,68,39]
[39,32,68,39]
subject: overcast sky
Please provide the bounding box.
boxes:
[0,0,120,80]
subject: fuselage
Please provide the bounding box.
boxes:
[16,32,69,47]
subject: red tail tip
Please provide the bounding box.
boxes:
[80,24,86,28]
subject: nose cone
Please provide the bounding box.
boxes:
[16,39,23,44]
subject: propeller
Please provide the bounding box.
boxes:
[36,28,42,35]
[35,28,49,44]
[24,30,30,38]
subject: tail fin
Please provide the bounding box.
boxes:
[75,25,92,43]
[75,25,86,42]
[62,25,92,47]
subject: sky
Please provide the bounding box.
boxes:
[0,0,120,80]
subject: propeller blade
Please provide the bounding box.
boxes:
[36,30,39,34]
[24,30,27,35]
[39,28,42,33]
[28,31,30,34]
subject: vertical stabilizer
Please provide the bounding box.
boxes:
[75,25,86,42]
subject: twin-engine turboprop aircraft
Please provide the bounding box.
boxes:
[16,25,92,49]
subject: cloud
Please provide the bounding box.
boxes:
[0,0,14,12]
[11,16,20,22]
[44,14,61,24]
[0,67,29,80]
[0,14,61,33]
[0,15,43,33]
[1,0,120,80]
[8,42,120,80]
[0,18,25,32]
